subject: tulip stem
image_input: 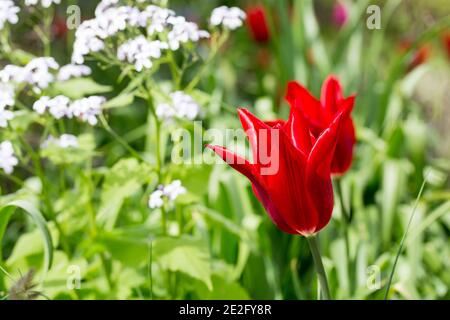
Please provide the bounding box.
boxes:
[306,235,331,300]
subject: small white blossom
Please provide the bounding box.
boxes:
[33,95,105,125]
[23,57,60,90]
[167,17,209,50]
[156,103,176,120]
[42,134,78,149]
[57,64,92,81]
[117,36,168,71]
[148,180,186,209]
[163,180,186,201]
[156,91,200,121]
[0,1,20,30]
[0,141,18,174]
[0,108,14,128]
[210,6,246,30]
[70,96,105,125]
[148,189,164,209]
[143,5,175,35]
[0,83,15,109]
[25,0,61,8]
[48,95,72,119]
[0,65,26,83]
[33,95,71,119]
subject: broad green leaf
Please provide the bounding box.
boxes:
[1,199,53,276]
[153,236,212,289]
[96,158,154,229]
[40,134,96,165]
[193,274,249,299]
[102,93,135,109]
[52,78,112,99]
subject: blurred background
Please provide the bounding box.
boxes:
[1,0,450,300]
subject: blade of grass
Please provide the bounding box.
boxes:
[383,173,428,300]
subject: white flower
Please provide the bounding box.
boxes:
[117,36,168,71]
[72,20,106,64]
[167,17,209,50]
[148,180,186,209]
[156,103,177,120]
[42,134,78,149]
[25,0,61,8]
[0,1,20,30]
[33,95,71,119]
[70,96,105,125]
[23,57,60,90]
[144,5,175,35]
[57,64,92,81]
[47,95,72,119]
[0,83,15,109]
[163,180,186,201]
[0,108,14,128]
[0,141,18,174]
[148,189,164,209]
[171,91,200,120]
[0,65,26,83]
[156,91,200,121]
[210,6,246,30]
[33,96,51,114]
[33,95,104,125]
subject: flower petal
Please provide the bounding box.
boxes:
[320,75,343,114]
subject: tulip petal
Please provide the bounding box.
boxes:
[305,103,352,233]
[264,119,285,128]
[321,75,343,114]
[206,144,256,180]
[207,144,297,234]
[285,81,324,126]
[284,107,312,155]
[237,108,276,168]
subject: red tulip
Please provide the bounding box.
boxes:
[246,5,270,43]
[286,76,356,175]
[207,103,352,236]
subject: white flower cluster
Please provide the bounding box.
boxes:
[72,2,209,66]
[41,134,78,149]
[25,0,61,8]
[210,6,246,30]
[156,91,200,121]
[166,16,210,50]
[148,180,186,209]
[117,36,168,71]
[33,95,105,125]
[0,83,15,128]
[0,57,59,92]
[0,141,18,174]
[0,1,19,31]
[57,64,92,81]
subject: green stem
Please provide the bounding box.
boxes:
[335,178,352,294]
[99,115,145,162]
[306,235,331,300]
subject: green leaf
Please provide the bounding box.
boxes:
[40,133,96,165]
[0,199,53,275]
[102,93,135,109]
[153,236,212,289]
[193,274,249,299]
[96,158,154,230]
[52,78,112,99]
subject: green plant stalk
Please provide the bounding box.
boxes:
[384,175,428,300]
[335,177,353,295]
[306,235,331,300]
